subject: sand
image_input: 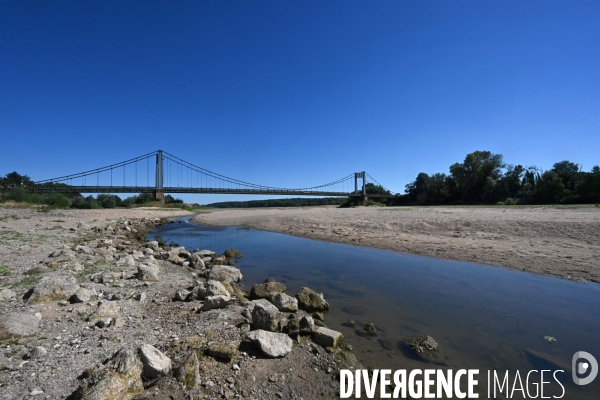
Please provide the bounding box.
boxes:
[192,205,600,283]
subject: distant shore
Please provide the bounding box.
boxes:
[192,205,600,283]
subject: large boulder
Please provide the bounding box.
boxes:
[73,348,144,400]
[268,292,298,312]
[250,280,286,300]
[312,327,343,349]
[138,344,171,379]
[28,274,80,304]
[0,312,40,340]
[208,265,243,284]
[192,280,230,300]
[136,263,160,281]
[246,330,293,358]
[251,299,281,332]
[295,287,330,312]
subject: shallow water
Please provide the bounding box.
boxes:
[149,217,600,398]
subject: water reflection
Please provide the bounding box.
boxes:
[149,217,600,398]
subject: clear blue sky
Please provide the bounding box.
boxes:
[1,1,598,203]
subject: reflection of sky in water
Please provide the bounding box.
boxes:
[150,217,600,398]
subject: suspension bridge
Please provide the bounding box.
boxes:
[3,150,395,202]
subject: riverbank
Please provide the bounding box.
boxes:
[0,207,356,399]
[192,205,600,283]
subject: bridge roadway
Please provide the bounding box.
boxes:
[3,185,394,198]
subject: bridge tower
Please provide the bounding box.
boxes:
[155,150,164,203]
[354,171,367,205]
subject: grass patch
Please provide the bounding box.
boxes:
[0,265,10,276]
[11,275,41,288]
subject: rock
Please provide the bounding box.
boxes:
[251,299,281,332]
[0,312,40,340]
[411,335,438,353]
[175,352,201,388]
[207,342,239,362]
[147,241,160,251]
[138,344,171,379]
[75,348,144,399]
[250,281,286,300]
[199,295,231,311]
[76,222,90,230]
[24,346,47,359]
[174,289,190,302]
[133,292,146,302]
[193,280,230,300]
[75,245,94,255]
[196,250,216,258]
[71,288,97,303]
[299,316,315,334]
[88,302,119,325]
[295,287,330,312]
[136,263,160,281]
[131,250,144,260]
[287,315,300,337]
[0,288,16,302]
[312,327,343,349]
[168,253,185,266]
[220,281,234,296]
[312,312,325,321]
[208,265,243,284]
[268,292,298,312]
[28,274,80,304]
[361,322,377,336]
[246,330,293,358]
[115,255,136,268]
[190,253,205,270]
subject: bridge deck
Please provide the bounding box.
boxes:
[1,186,393,198]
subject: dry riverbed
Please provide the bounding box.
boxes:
[192,205,600,283]
[0,207,358,399]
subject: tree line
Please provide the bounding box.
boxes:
[397,150,600,205]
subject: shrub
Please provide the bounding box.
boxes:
[47,193,71,208]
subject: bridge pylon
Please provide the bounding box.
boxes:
[155,150,164,203]
[353,171,367,205]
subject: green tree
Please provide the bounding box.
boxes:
[534,171,566,203]
[449,151,504,202]
[551,161,580,193]
[1,172,33,187]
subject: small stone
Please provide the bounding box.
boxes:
[138,343,172,379]
[313,327,344,348]
[24,346,47,359]
[199,295,231,311]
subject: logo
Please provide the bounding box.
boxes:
[572,351,598,385]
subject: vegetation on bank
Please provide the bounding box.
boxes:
[397,151,600,206]
[0,173,205,210]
